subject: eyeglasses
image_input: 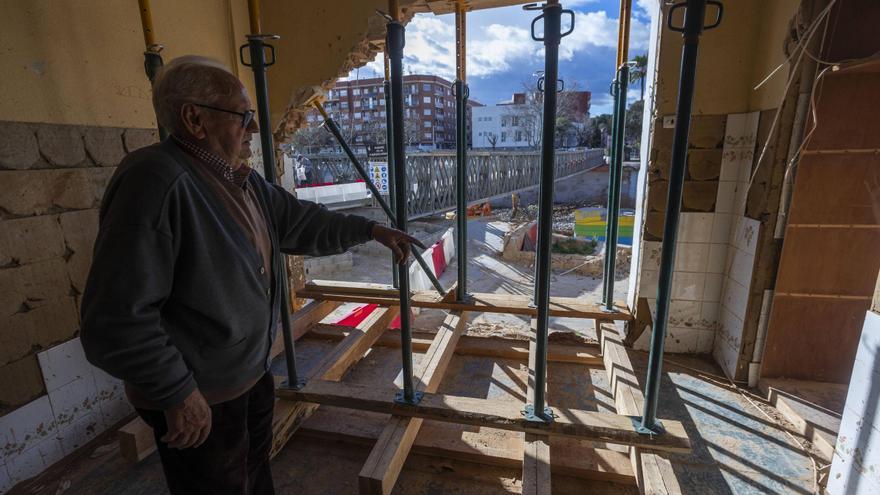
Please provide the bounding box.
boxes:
[193,103,256,128]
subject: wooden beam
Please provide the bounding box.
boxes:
[522,434,551,495]
[299,406,636,484]
[117,417,156,463]
[523,322,551,495]
[305,324,603,366]
[277,380,692,453]
[600,322,683,494]
[271,306,401,458]
[299,281,632,320]
[359,311,468,494]
[270,299,342,358]
[623,297,652,347]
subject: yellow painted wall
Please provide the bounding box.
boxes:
[748,0,802,111]
[0,0,255,128]
[655,0,800,116]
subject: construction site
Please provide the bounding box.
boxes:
[1,0,878,494]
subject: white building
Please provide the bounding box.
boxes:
[471,105,535,149]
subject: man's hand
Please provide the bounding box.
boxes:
[371,224,427,265]
[161,388,212,449]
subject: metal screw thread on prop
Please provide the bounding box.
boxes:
[454,1,469,302]
[602,63,629,311]
[386,19,420,405]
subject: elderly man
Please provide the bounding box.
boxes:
[80,56,421,494]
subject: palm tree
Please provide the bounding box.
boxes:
[630,54,648,101]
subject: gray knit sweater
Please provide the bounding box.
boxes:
[81,140,375,409]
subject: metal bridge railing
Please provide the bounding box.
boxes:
[298,148,604,218]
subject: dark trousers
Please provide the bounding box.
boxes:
[137,373,275,495]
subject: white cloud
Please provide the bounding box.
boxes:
[468,24,536,77]
[559,10,650,60]
[347,9,651,81]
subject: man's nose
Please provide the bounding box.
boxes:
[247,117,259,133]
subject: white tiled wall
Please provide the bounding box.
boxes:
[828,310,880,494]
[0,338,132,490]
[717,112,759,216]
[637,212,727,353]
[634,112,762,359]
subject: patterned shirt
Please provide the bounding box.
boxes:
[172,135,251,189]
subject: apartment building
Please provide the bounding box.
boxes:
[304,74,482,152]
[472,90,590,149]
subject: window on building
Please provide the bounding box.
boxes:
[501,132,507,142]
[423,96,431,104]
[422,83,431,92]
[355,135,362,142]
[379,86,384,94]
[424,132,432,139]
[354,124,362,131]
[423,121,432,128]
[354,100,361,108]
[307,115,315,122]
[424,109,432,116]
[353,88,361,95]
[515,130,523,141]
[340,101,349,109]
[339,89,348,97]
[354,112,362,119]
[501,117,507,127]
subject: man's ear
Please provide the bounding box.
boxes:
[180,103,207,139]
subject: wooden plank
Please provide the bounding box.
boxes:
[306,324,603,365]
[299,282,632,320]
[522,321,551,495]
[318,307,400,382]
[359,311,468,495]
[277,380,692,453]
[624,297,653,347]
[299,406,636,483]
[600,322,682,494]
[270,299,342,359]
[117,417,156,463]
[270,306,400,459]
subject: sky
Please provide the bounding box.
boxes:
[345,0,653,115]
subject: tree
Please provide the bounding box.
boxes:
[584,114,612,151]
[624,100,644,157]
[291,124,332,154]
[630,54,648,101]
[486,132,498,149]
[503,80,589,149]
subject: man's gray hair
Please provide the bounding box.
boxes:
[152,55,242,134]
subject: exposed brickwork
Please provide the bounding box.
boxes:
[0,355,45,409]
[36,124,87,167]
[0,214,66,267]
[59,209,99,293]
[0,122,40,170]
[0,120,156,410]
[84,127,126,167]
[687,149,722,180]
[682,181,718,212]
[123,128,159,153]
[0,169,108,217]
[643,114,726,240]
